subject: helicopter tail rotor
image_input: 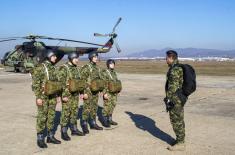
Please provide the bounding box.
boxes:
[94,33,110,37]
[114,40,121,53]
[94,17,122,53]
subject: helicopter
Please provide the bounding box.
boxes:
[0,18,122,73]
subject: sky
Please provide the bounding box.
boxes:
[0,0,235,57]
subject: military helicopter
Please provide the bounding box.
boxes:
[0,18,122,73]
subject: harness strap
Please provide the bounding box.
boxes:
[106,69,113,80]
[42,63,49,80]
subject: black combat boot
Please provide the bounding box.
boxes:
[90,119,103,130]
[108,115,118,125]
[70,124,84,136]
[101,115,110,128]
[47,131,61,144]
[81,120,89,134]
[37,133,47,148]
[61,126,71,141]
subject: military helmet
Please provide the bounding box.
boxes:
[106,59,115,68]
[88,51,98,60]
[46,50,56,59]
[68,52,79,61]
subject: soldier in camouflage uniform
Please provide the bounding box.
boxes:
[31,50,61,148]
[59,52,85,141]
[164,50,186,151]
[100,59,119,127]
[80,51,103,134]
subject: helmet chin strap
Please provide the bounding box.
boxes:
[91,59,97,64]
[69,60,77,66]
[48,58,54,64]
[50,60,56,65]
[109,66,114,70]
[108,63,115,69]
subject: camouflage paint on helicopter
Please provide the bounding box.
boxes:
[2,41,47,72]
[0,17,122,73]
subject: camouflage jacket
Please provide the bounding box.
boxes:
[102,68,119,94]
[31,60,59,99]
[58,62,83,97]
[165,60,183,101]
[80,62,103,85]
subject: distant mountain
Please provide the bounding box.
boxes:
[126,48,235,58]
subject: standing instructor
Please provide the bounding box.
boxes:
[164,50,187,151]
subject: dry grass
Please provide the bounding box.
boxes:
[71,60,235,76]
[189,61,235,76]
[2,60,234,76]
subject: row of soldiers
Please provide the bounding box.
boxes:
[31,50,121,148]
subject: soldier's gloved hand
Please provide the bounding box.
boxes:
[36,99,43,106]
[163,97,174,112]
[83,94,88,100]
[103,93,109,100]
[62,97,69,103]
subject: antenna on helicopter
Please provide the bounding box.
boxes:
[94,17,122,53]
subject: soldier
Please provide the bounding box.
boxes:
[100,59,120,127]
[59,52,85,141]
[164,50,186,151]
[80,51,103,134]
[32,50,61,148]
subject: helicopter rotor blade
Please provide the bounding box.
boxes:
[0,35,45,42]
[0,38,18,43]
[0,34,105,47]
[0,36,28,42]
[0,37,24,40]
[112,17,122,33]
[38,36,105,46]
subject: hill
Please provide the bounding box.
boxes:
[127,48,235,58]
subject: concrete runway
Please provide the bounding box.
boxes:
[0,70,235,155]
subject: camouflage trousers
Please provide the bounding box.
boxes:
[103,93,117,116]
[82,89,99,121]
[36,96,57,133]
[60,94,79,127]
[169,96,185,143]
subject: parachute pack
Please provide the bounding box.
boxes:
[108,80,122,93]
[42,63,62,96]
[63,64,86,93]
